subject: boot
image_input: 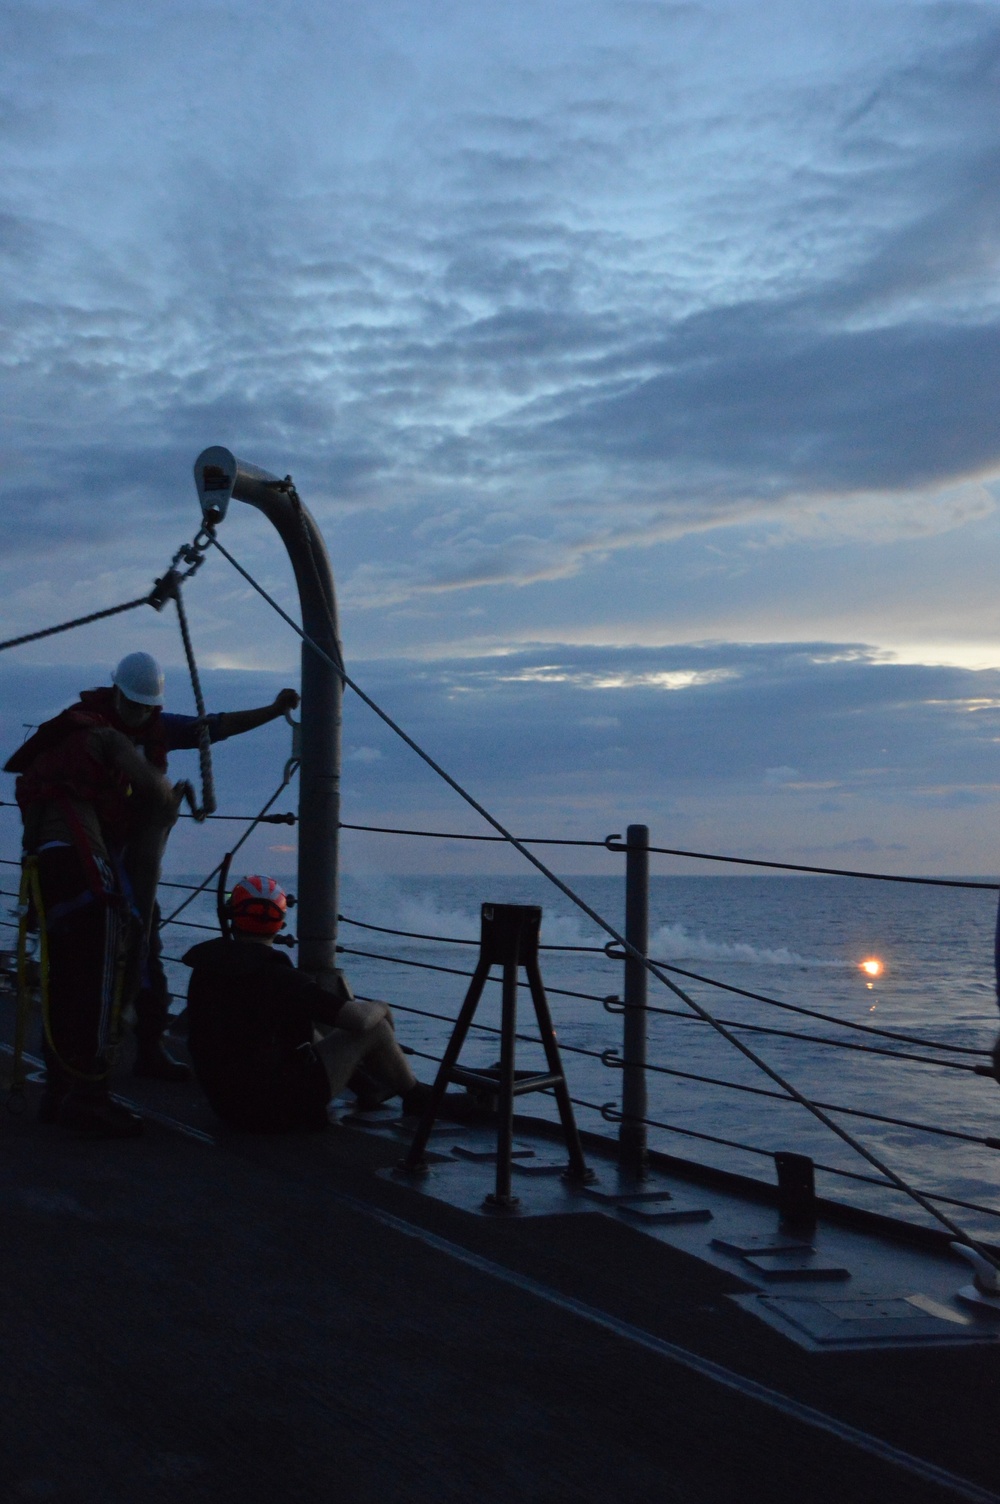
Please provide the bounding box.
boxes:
[58,1093,144,1139]
[37,1086,68,1124]
[132,1040,191,1082]
[401,1081,480,1123]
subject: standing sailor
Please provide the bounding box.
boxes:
[103,652,300,1081]
[5,675,181,1134]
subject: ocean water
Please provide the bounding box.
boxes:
[159,872,1000,1239]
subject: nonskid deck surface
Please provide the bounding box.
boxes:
[2,1011,999,1504]
[352,1109,1000,1354]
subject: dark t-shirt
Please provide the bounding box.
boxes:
[183,938,346,1132]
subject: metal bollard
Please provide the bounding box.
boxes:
[619,823,649,1180]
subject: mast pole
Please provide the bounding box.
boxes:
[194,446,343,987]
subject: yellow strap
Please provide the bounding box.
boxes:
[13,854,127,1088]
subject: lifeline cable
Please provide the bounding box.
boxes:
[341,819,1000,891]
[336,912,987,1061]
[208,529,1000,1260]
[158,771,298,928]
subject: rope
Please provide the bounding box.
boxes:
[0,527,214,657]
[14,857,126,1087]
[171,579,216,820]
[0,595,154,654]
[210,531,998,1259]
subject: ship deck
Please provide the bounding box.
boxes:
[2,1014,999,1504]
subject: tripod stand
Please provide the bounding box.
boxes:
[401,903,592,1210]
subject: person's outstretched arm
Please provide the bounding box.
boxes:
[163,689,300,750]
[209,688,300,741]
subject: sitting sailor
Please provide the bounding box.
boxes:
[182,875,431,1131]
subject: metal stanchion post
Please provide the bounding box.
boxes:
[619,823,649,1179]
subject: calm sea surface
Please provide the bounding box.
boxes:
[160,872,1000,1238]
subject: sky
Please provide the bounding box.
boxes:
[3,0,1000,877]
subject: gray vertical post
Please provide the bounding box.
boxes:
[194,447,344,986]
[619,822,649,1179]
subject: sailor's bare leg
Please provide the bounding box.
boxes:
[315,1014,416,1100]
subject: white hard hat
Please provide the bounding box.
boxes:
[112,651,165,707]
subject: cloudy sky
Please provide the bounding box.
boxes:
[3,0,1000,876]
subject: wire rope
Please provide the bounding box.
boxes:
[607,951,991,1056]
[209,530,998,1257]
[589,1100,1000,1222]
[158,771,297,928]
[338,912,606,953]
[0,595,155,653]
[338,911,991,1059]
[341,818,1000,891]
[336,944,612,1004]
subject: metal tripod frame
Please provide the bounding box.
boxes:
[402,902,592,1210]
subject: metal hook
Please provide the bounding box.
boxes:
[283,707,302,788]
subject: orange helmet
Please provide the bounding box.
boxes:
[229,875,287,935]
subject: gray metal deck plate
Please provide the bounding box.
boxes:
[368,1115,1000,1352]
[616,1200,713,1225]
[741,1250,851,1282]
[735,1291,992,1351]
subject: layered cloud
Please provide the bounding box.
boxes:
[4,642,999,876]
[4,0,1000,875]
[3,1,1000,597]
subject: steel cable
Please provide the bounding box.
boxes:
[6,884,968,1071]
[0,594,155,654]
[599,1052,998,1147]
[158,771,298,928]
[587,1100,1000,1222]
[341,818,1000,891]
[338,912,606,953]
[336,944,612,1004]
[606,950,990,1056]
[632,841,1000,891]
[189,533,1000,1253]
[351,953,994,1143]
[338,915,990,1063]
